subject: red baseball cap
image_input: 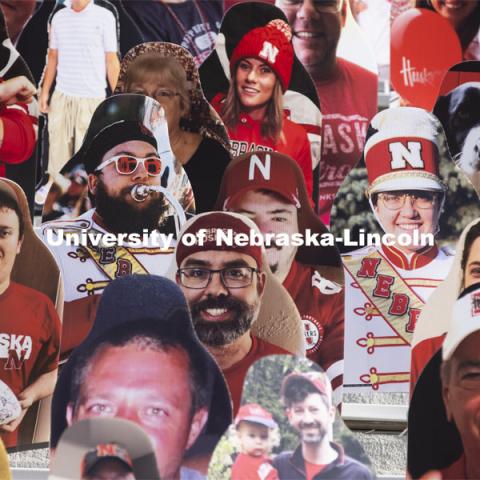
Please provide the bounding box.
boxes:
[176,211,263,269]
[235,403,277,429]
[220,151,301,210]
[281,372,331,400]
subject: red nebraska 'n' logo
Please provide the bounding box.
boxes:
[357,258,381,278]
[259,41,279,63]
[388,141,424,170]
[5,348,27,370]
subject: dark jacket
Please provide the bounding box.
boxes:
[272,443,374,480]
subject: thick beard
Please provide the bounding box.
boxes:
[190,296,260,347]
[94,180,168,234]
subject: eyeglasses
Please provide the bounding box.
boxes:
[177,267,259,289]
[377,192,440,210]
[280,0,343,13]
[95,155,163,176]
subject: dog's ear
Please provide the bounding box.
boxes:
[433,93,458,153]
[433,94,450,129]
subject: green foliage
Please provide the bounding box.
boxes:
[242,356,312,453]
[207,356,373,478]
[208,434,236,480]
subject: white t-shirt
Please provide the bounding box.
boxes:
[50,1,118,97]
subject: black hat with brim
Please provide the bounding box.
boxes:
[61,94,167,175]
[51,275,232,460]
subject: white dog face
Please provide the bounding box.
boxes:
[458,125,480,176]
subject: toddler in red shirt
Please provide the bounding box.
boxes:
[231,403,279,480]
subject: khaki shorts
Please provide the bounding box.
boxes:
[47,90,103,180]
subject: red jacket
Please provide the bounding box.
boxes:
[212,93,313,197]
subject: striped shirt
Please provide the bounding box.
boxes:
[50,1,117,97]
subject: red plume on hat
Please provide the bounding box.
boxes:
[230,19,294,91]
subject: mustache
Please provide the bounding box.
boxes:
[124,185,163,199]
[190,296,246,315]
[299,421,322,430]
[190,296,258,347]
[95,180,167,234]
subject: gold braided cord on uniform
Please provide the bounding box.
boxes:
[366,170,445,196]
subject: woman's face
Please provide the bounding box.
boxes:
[235,58,277,114]
[128,73,184,133]
[430,0,478,27]
[464,237,480,288]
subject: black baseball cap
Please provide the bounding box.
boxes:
[82,443,133,477]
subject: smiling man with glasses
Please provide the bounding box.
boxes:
[40,94,178,359]
[175,211,290,414]
[342,108,454,395]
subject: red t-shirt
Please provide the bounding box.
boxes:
[315,58,377,225]
[0,282,61,447]
[0,102,36,177]
[211,94,313,197]
[223,335,290,414]
[232,453,279,480]
[283,261,344,397]
[305,459,326,480]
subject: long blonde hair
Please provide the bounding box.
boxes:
[221,63,284,144]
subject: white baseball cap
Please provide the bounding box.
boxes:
[443,283,480,360]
